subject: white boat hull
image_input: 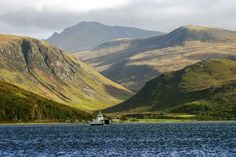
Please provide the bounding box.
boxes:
[90,123,105,126]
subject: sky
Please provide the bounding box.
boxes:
[0,0,236,39]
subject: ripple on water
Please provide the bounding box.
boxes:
[0,122,236,156]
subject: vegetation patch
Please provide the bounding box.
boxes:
[0,81,92,123]
[104,59,236,121]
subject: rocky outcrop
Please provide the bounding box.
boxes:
[0,35,133,111]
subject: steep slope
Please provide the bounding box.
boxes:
[104,59,236,120]
[0,81,92,122]
[77,25,236,91]
[0,34,133,111]
[47,21,163,52]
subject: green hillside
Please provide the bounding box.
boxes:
[104,59,236,120]
[0,34,133,111]
[77,25,236,92]
[0,81,92,122]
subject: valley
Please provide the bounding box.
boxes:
[77,25,236,91]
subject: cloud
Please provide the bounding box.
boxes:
[0,0,236,39]
[0,0,129,13]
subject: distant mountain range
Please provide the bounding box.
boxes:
[104,59,236,120]
[77,25,236,91]
[0,34,133,111]
[46,21,163,52]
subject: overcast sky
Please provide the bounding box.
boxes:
[0,0,236,39]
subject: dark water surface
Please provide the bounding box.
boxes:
[0,122,236,156]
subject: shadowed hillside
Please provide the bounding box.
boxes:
[104,59,236,120]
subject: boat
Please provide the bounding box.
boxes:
[90,111,110,125]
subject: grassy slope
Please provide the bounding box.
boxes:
[0,34,133,111]
[104,59,236,120]
[0,81,92,122]
[76,25,236,92]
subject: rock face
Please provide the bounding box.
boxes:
[46,21,163,52]
[0,34,133,111]
[76,25,236,92]
[104,59,236,119]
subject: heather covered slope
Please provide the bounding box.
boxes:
[0,34,133,111]
[47,21,163,52]
[77,25,236,91]
[0,81,92,122]
[104,59,236,120]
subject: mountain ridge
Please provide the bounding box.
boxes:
[47,21,163,52]
[0,34,133,111]
[104,59,236,120]
[76,25,236,91]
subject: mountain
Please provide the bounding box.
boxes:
[104,59,236,120]
[0,81,92,122]
[0,34,133,111]
[76,25,236,91]
[47,21,163,52]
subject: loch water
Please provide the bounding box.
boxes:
[0,122,236,156]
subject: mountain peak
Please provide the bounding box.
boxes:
[46,21,162,52]
[179,24,236,35]
[158,25,236,47]
[182,24,211,30]
[76,21,104,26]
[73,21,107,29]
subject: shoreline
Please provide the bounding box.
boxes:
[1,120,236,126]
[0,122,87,126]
